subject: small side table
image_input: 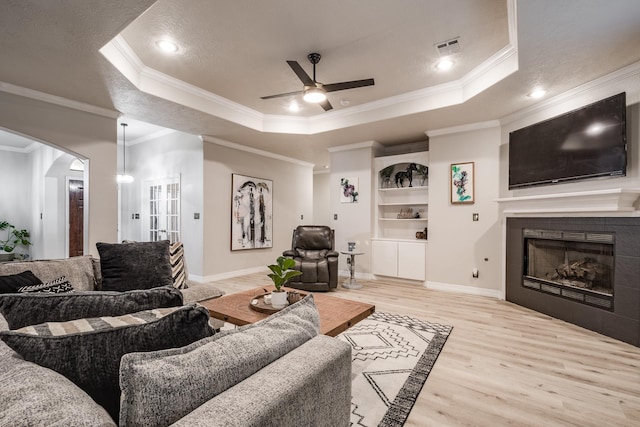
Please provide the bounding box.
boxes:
[340,250,364,289]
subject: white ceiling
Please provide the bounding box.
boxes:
[1,0,640,169]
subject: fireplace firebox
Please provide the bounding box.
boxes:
[506,217,640,347]
[523,229,614,310]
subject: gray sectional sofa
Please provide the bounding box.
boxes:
[0,254,353,426]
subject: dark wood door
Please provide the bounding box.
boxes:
[69,179,84,257]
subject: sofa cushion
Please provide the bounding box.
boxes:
[119,294,320,427]
[97,240,174,291]
[18,275,74,293]
[0,304,213,421]
[0,256,96,291]
[0,270,42,294]
[0,355,117,426]
[0,285,184,330]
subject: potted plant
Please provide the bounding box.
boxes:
[0,221,32,262]
[267,256,302,308]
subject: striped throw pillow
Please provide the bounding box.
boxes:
[18,276,74,293]
[170,242,188,289]
[12,306,182,336]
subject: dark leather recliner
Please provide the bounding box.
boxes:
[282,225,339,291]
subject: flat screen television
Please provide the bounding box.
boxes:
[508,92,627,189]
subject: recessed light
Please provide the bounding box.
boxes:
[155,39,179,53]
[288,101,300,112]
[528,89,546,99]
[435,58,454,71]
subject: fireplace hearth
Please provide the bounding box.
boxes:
[507,218,640,347]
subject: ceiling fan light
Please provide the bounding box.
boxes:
[303,87,327,103]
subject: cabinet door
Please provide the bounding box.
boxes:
[397,242,426,280]
[371,240,398,277]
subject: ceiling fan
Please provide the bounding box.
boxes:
[261,53,375,111]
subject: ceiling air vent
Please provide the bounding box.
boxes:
[435,37,461,56]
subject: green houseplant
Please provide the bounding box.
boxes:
[267,256,302,308]
[0,221,32,261]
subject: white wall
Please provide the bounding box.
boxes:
[120,131,205,275]
[202,139,313,279]
[0,150,31,253]
[0,91,118,257]
[329,143,379,275]
[313,171,332,226]
[427,124,502,296]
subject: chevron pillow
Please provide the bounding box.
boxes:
[170,242,188,289]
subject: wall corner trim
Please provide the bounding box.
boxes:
[328,140,379,153]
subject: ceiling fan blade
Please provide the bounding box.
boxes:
[319,99,333,111]
[323,78,375,93]
[287,60,315,86]
[260,90,304,100]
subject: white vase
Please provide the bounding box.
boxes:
[271,291,288,309]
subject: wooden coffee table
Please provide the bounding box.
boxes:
[200,286,375,337]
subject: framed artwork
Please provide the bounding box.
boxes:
[450,162,475,204]
[231,174,272,250]
[340,177,359,203]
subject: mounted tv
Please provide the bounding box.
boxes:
[509,92,627,189]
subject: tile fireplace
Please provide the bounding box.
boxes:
[506,217,640,346]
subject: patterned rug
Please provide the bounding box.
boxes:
[337,312,452,427]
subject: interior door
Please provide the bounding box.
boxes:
[144,177,180,243]
[68,179,84,256]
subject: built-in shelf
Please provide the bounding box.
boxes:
[379,186,428,192]
[379,218,428,221]
[496,188,640,216]
[379,202,428,207]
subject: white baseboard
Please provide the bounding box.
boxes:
[189,266,269,283]
[426,281,502,299]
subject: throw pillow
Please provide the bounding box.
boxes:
[18,275,74,293]
[0,285,184,330]
[0,270,42,294]
[0,304,213,422]
[169,242,189,289]
[119,294,319,427]
[97,240,174,291]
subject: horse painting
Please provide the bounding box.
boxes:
[395,163,418,187]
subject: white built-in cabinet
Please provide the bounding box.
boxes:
[372,152,428,281]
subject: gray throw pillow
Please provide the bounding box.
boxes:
[0,304,214,422]
[0,285,184,330]
[119,294,320,427]
[97,240,174,291]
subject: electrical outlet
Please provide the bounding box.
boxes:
[334,214,338,220]
[473,213,479,221]
[301,214,304,220]
[194,213,200,220]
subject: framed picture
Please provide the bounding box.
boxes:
[231,174,272,250]
[340,177,359,203]
[450,162,475,204]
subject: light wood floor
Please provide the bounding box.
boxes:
[209,273,640,427]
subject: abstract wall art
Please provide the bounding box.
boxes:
[450,162,475,204]
[340,177,359,203]
[231,174,273,250]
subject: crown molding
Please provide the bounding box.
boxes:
[328,140,381,153]
[100,0,518,136]
[0,82,120,119]
[201,135,315,168]
[426,120,501,137]
[128,128,178,146]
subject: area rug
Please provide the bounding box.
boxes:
[337,312,452,427]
